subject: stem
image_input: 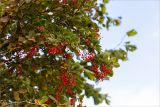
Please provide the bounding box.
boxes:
[113,34,127,49]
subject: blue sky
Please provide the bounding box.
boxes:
[84,0,160,106]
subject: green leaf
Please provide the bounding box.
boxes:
[103,0,109,3]
[113,62,120,68]
[127,29,137,37]
[125,44,137,52]
[40,96,49,104]
[84,69,95,80]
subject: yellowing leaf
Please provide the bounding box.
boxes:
[127,29,137,37]
[35,99,41,104]
[13,92,20,101]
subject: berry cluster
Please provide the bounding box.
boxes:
[37,26,45,32]
[76,49,95,62]
[91,64,113,80]
[27,46,39,58]
[85,53,95,62]
[55,72,76,103]
[48,47,58,54]
[85,39,91,46]
[91,64,99,78]
[47,43,65,55]
[64,53,73,59]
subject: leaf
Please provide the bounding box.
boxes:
[40,96,49,104]
[103,0,109,3]
[35,99,41,104]
[18,37,26,43]
[18,89,27,94]
[127,29,137,37]
[13,91,20,101]
[100,4,106,14]
[84,69,95,80]
[114,19,121,26]
[125,44,137,52]
[105,99,110,105]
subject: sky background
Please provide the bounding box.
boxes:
[83,0,160,107]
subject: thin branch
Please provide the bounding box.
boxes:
[2,101,46,107]
[113,34,127,49]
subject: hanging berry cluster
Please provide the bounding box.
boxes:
[47,43,65,55]
[91,63,113,80]
[27,46,39,58]
[55,72,76,104]
[77,49,95,62]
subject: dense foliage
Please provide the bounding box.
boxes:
[0,0,137,106]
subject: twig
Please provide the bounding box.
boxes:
[2,100,46,107]
[113,34,127,49]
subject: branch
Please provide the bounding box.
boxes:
[113,34,127,49]
[1,100,46,107]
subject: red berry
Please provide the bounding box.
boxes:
[45,99,51,104]
[77,104,81,107]
[85,39,91,46]
[64,53,72,59]
[69,78,76,87]
[70,98,75,105]
[66,88,72,94]
[16,71,22,76]
[86,53,94,62]
[100,64,107,73]
[60,73,68,86]
[37,26,45,32]
[91,64,98,73]
[48,47,58,54]
[28,46,39,58]
[106,69,113,75]
[55,92,60,101]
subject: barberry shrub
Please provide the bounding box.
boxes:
[0,0,137,106]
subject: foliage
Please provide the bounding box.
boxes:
[0,0,137,106]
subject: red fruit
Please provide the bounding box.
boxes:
[45,99,51,104]
[28,46,39,58]
[106,69,113,75]
[58,85,63,92]
[60,73,68,86]
[37,26,45,32]
[86,53,94,62]
[66,88,72,94]
[69,78,76,87]
[85,39,91,46]
[94,72,100,79]
[77,104,81,107]
[16,71,22,76]
[48,47,58,54]
[91,64,98,73]
[64,53,72,59]
[100,64,107,73]
[77,49,81,56]
[55,92,60,101]
[70,98,75,105]
[100,73,105,81]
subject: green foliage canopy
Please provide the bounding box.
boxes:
[0,0,137,106]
